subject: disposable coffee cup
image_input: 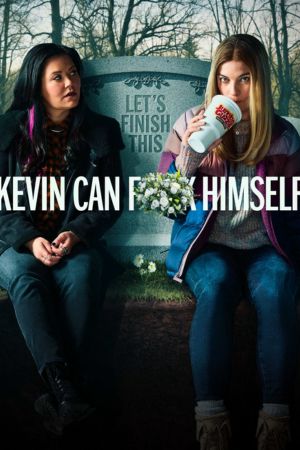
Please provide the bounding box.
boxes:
[188,95,242,153]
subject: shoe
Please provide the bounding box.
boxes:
[34,393,63,436]
[256,410,291,450]
[42,361,95,426]
[195,411,231,450]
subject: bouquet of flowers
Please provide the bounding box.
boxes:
[134,171,194,218]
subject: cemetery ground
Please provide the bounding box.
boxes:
[0,266,300,450]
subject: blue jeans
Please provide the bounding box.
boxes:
[0,244,104,376]
[185,244,299,404]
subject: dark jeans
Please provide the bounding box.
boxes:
[185,244,299,404]
[0,244,104,378]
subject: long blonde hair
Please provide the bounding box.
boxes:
[205,34,274,165]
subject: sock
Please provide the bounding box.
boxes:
[195,400,226,417]
[262,403,290,417]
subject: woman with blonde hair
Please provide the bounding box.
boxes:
[159,34,300,450]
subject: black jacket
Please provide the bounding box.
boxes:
[0,108,124,255]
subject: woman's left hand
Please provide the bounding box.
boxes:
[51,231,81,257]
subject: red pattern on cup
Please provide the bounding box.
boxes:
[215,104,235,129]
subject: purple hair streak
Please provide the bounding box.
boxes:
[28,105,34,141]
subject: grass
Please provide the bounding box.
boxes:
[0,287,8,300]
[106,261,194,303]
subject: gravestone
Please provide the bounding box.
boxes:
[83,56,210,261]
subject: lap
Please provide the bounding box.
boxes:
[184,244,298,304]
[0,244,104,291]
[52,244,103,276]
[185,244,242,297]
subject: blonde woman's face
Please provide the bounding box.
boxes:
[41,54,81,117]
[217,60,251,119]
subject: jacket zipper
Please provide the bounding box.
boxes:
[16,160,34,221]
[173,163,228,282]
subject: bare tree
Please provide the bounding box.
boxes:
[266,0,300,115]
[245,0,300,115]
[50,0,63,44]
[64,0,109,58]
[0,0,35,112]
[199,0,260,42]
[65,0,203,58]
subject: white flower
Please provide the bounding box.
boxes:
[181,196,187,204]
[170,182,181,194]
[144,188,154,198]
[151,199,160,209]
[160,196,169,207]
[160,190,167,197]
[148,261,156,273]
[179,176,188,184]
[133,254,144,268]
[139,268,147,275]
[168,206,175,215]
[138,181,146,191]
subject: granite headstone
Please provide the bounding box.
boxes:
[83,56,210,260]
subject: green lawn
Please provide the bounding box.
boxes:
[106,262,193,303]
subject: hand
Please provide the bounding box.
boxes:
[182,110,222,150]
[51,231,81,258]
[25,237,62,266]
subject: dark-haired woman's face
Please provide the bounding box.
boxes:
[41,54,81,119]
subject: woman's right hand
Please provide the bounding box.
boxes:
[182,110,207,146]
[25,237,62,266]
[182,110,222,150]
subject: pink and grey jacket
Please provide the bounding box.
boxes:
[158,107,300,283]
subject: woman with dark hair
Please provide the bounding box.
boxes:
[0,43,124,435]
[159,34,300,450]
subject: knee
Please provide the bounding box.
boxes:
[0,251,48,292]
[251,280,297,327]
[8,269,51,307]
[186,266,238,304]
[10,268,47,286]
[198,281,238,312]
[251,266,296,310]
